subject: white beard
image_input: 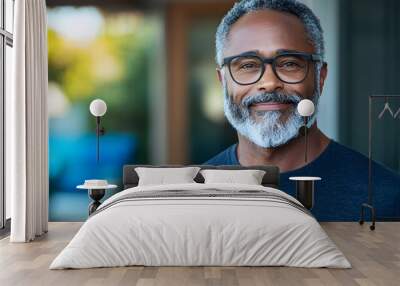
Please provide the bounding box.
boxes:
[223,89,319,148]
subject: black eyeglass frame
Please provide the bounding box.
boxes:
[221,51,323,85]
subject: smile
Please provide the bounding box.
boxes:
[250,102,293,111]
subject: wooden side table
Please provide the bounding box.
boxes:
[77,184,117,215]
[289,177,321,210]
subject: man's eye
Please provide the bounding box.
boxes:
[239,62,259,70]
[279,61,301,69]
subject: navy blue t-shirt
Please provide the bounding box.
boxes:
[204,140,400,221]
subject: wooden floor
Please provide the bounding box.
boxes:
[0,222,399,286]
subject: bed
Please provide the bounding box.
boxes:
[50,165,351,269]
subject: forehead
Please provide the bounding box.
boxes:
[225,9,314,57]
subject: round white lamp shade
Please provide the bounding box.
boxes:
[90,99,107,117]
[297,99,315,117]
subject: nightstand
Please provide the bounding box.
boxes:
[77,182,117,215]
[289,176,321,210]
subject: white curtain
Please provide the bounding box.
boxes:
[6,0,48,242]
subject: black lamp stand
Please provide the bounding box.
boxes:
[304,116,309,163]
[95,116,105,163]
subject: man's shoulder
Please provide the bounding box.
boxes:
[327,140,399,179]
[327,140,369,162]
[203,143,238,165]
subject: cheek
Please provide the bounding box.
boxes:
[302,66,318,98]
[284,77,315,99]
[226,79,252,103]
[303,76,316,99]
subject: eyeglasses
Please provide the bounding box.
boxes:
[221,51,323,85]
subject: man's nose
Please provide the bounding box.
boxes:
[256,63,283,92]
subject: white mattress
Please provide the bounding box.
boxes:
[50,183,351,269]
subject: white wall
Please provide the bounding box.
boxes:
[5,45,13,220]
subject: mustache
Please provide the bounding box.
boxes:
[241,92,302,108]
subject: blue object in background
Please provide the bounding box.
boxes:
[49,132,136,221]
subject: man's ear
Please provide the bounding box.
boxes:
[319,62,328,95]
[216,68,223,84]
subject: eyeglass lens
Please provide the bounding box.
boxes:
[229,55,308,84]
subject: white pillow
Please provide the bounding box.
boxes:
[200,169,266,185]
[135,167,201,186]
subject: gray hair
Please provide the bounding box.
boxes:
[215,0,325,66]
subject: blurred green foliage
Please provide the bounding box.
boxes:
[48,12,157,163]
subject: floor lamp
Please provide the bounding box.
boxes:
[89,99,107,164]
[289,99,321,210]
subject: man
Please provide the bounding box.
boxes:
[205,0,400,221]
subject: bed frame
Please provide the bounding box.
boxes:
[123,165,280,190]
